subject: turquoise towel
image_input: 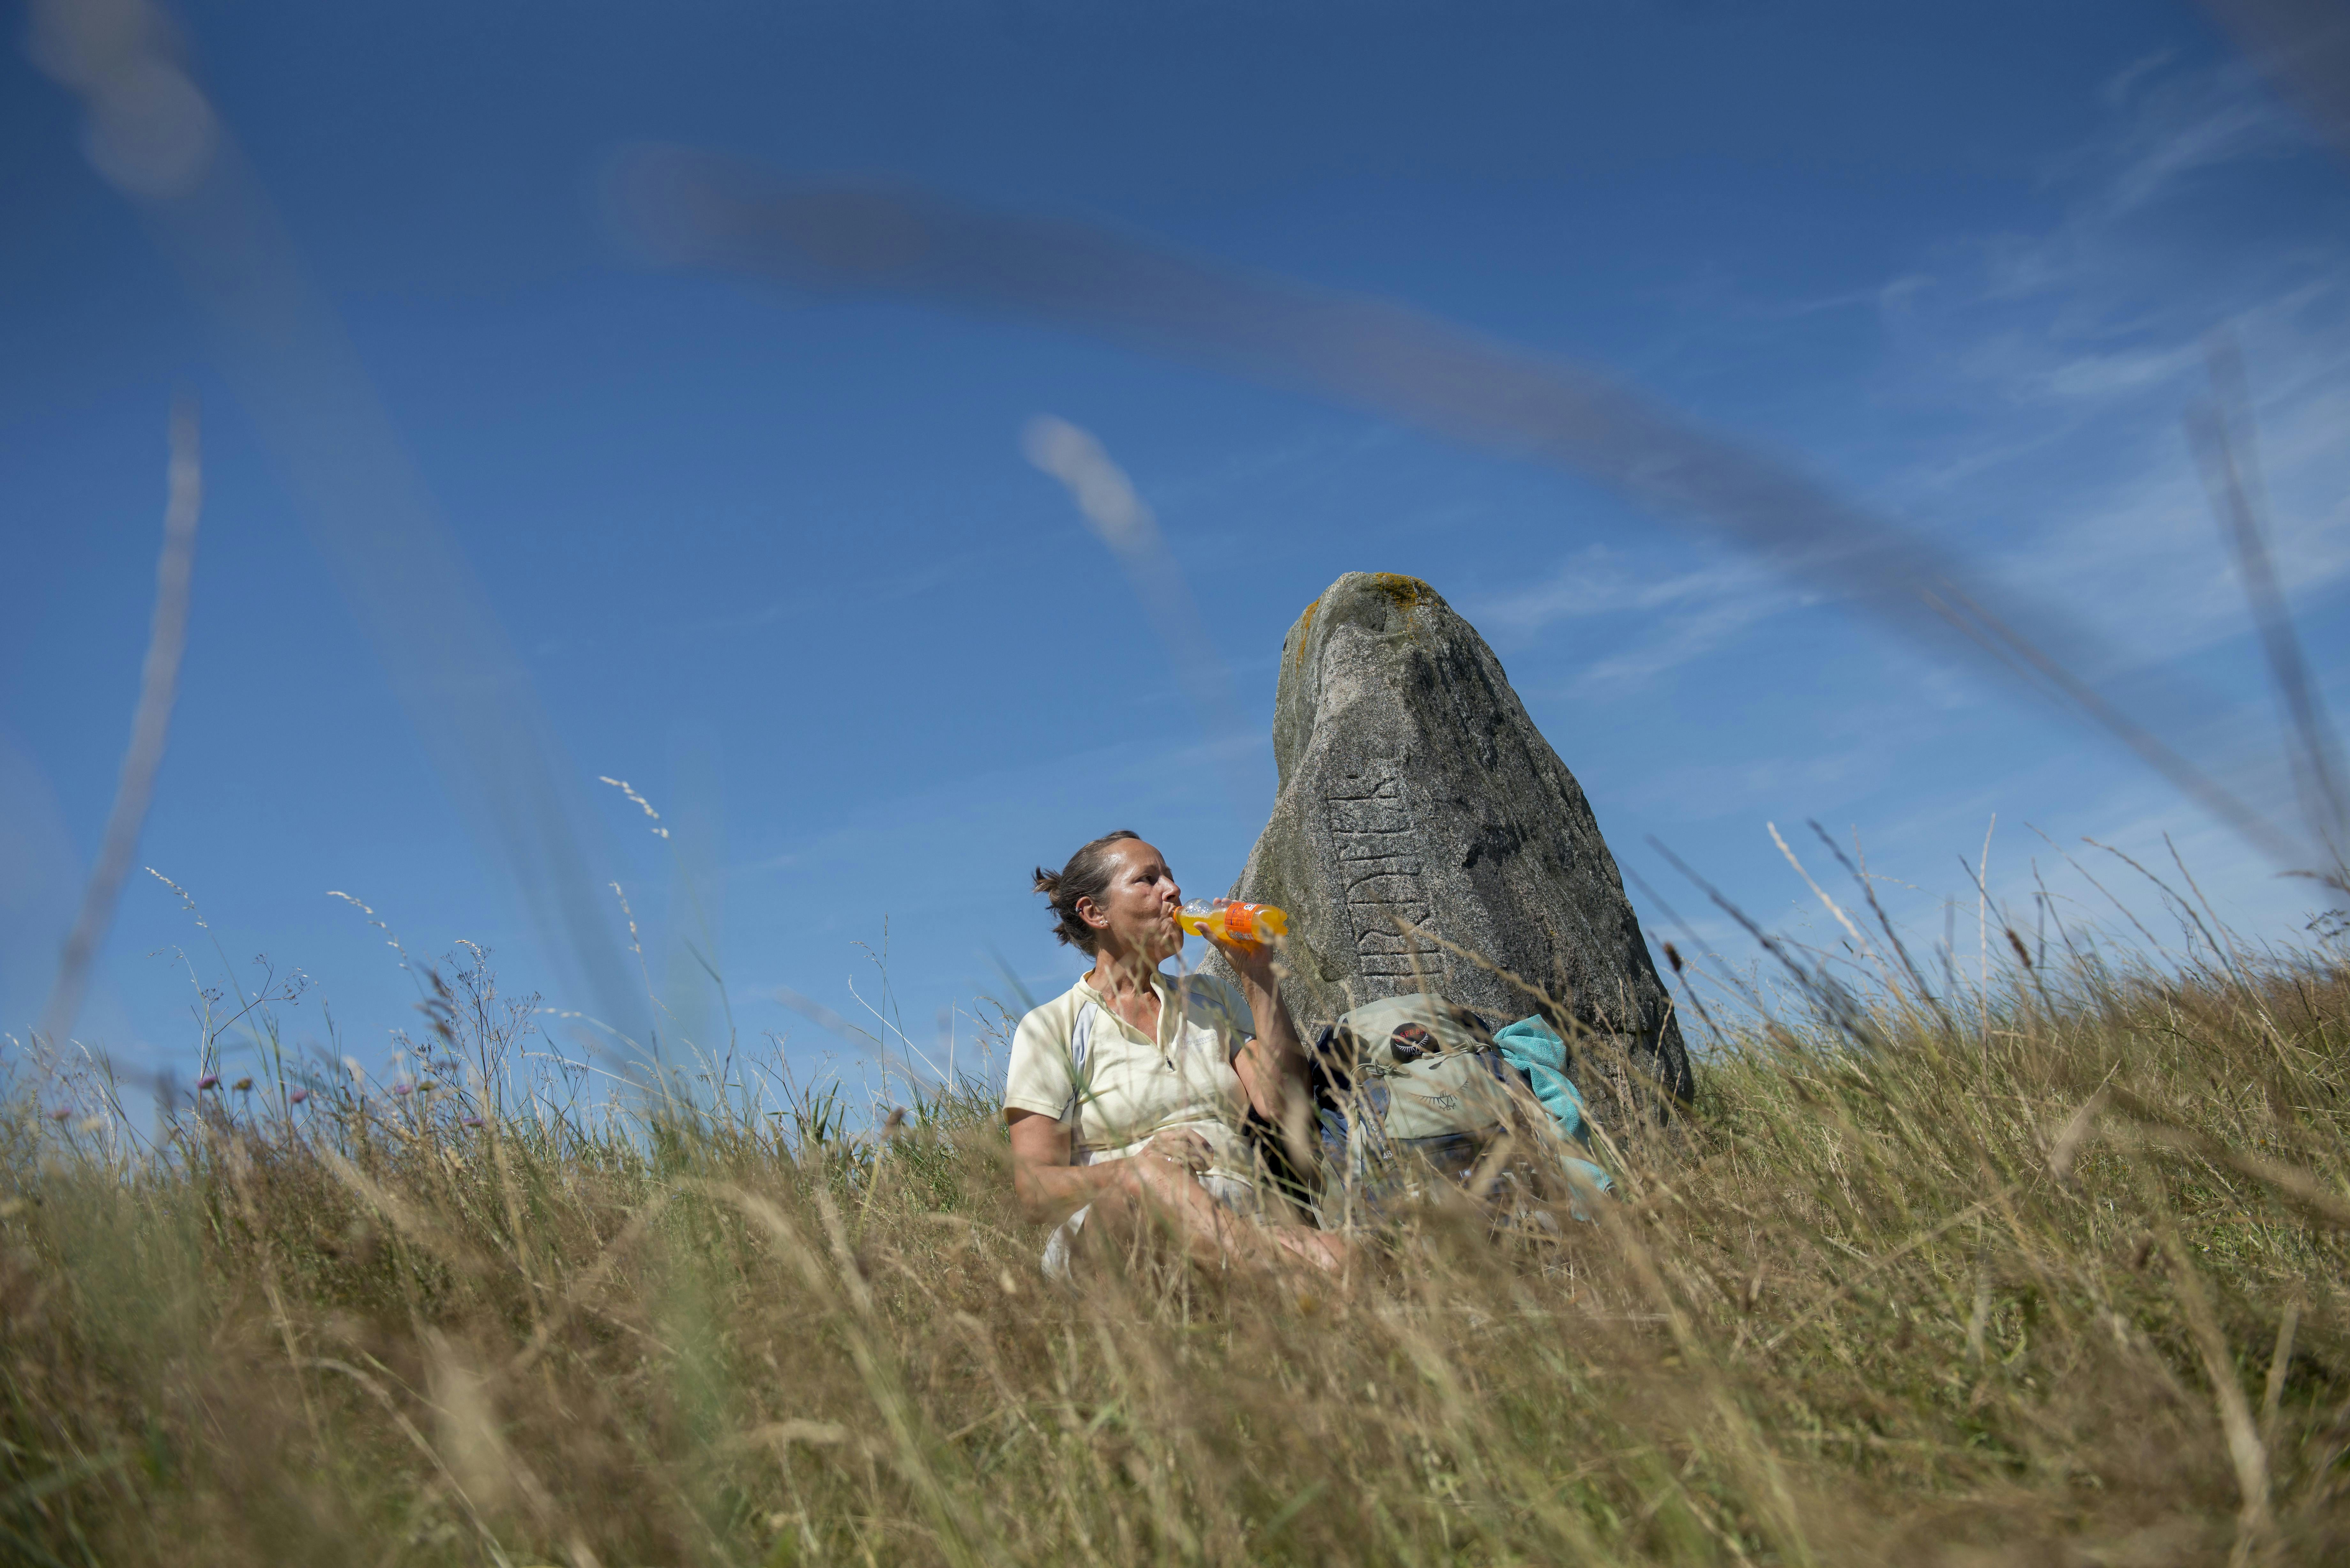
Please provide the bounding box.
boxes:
[1493,1016,1614,1196]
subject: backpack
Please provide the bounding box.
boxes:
[1300,993,1613,1205]
[1317,992,1521,1143]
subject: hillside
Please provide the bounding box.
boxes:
[3,929,2346,1566]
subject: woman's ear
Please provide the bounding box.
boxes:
[1074,895,1111,932]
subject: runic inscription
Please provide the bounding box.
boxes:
[1328,766,1444,991]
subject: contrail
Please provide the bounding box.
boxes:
[1020,415,1258,819]
[26,0,651,1050]
[610,147,2312,871]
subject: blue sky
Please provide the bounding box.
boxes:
[6,1,2349,1102]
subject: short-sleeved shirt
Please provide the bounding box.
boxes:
[1003,970,1259,1180]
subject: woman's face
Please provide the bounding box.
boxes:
[1079,838,1184,963]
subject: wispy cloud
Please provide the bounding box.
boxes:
[1470,545,1820,695]
[1489,48,2350,927]
[1467,54,2343,717]
[2074,55,2307,218]
[1865,51,2350,687]
[1480,548,1763,629]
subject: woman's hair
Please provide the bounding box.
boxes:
[1033,830,1141,953]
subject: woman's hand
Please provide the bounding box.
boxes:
[1117,1129,1216,1208]
[1200,924,1281,985]
[1141,1127,1213,1175]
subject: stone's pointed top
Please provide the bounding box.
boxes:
[1274,573,1468,788]
[1232,571,1693,1114]
[1292,571,1444,643]
[1333,571,1444,615]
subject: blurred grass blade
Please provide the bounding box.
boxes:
[27,0,649,1050]
[38,399,199,1047]
[2187,335,2350,878]
[2198,0,2350,163]
[612,148,2307,871]
[774,986,882,1052]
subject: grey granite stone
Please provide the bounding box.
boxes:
[1217,572,1693,1113]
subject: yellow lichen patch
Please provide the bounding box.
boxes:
[1365,573,1434,614]
[1292,595,1319,668]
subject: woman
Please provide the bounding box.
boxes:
[1003,830,1346,1277]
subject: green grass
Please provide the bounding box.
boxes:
[3,922,2347,1566]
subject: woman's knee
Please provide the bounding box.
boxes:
[1264,1224,1347,1272]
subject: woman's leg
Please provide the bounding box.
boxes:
[1081,1166,1351,1276]
[1080,1171,1251,1270]
[1264,1224,1351,1274]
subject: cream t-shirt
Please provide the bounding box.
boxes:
[1003,969,1260,1180]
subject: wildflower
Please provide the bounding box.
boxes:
[391,1083,412,1096]
[288,1088,309,1104]
[49,1107,71,1122]
[462,1115,484,1127]
[196,1074,220,1090]
[233,1077,253,1092]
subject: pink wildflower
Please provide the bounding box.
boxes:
[288,1088,309,1104]
[195,1074,220,1090]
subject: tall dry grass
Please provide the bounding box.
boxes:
[3,909,2347,1567]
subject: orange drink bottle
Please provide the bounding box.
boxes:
[1176,897,1289,949]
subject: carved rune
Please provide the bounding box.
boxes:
[1327,765,1445,991]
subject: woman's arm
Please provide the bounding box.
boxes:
[1005,1110,1212,1227]
[1215,942,1316,1165]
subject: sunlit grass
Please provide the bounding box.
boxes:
[3,907,2347,1565]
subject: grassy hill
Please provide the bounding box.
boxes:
[3,920,2346,1565]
